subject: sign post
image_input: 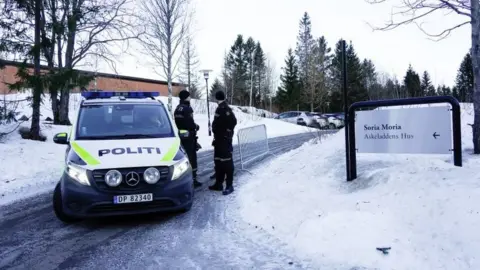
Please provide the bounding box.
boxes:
[355,106,452,154]
[346,96,462,181]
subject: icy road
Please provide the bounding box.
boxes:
[0,131,335,270]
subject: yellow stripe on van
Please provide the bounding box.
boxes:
[71,141,100,165]
[161,138,181,161]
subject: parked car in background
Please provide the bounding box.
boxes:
[274,111,317,127]
[309,113,329,129]
[322,113,344,129]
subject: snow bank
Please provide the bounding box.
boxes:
[0,92,314,205]
[234,104,480,269]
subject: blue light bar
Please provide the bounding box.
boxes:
[81,91,160,99]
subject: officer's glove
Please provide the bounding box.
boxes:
[195,124,200,131]
[196,142,202,151]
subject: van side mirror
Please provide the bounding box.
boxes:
[53,132,69,145]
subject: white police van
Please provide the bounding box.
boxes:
[52,91,194,223]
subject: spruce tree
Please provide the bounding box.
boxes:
[455,52,474,102]
[403,65,421,97]
[329,39,368,111]
[295,12,315,99]
[253,42,267,107]
[244,37,256,105]
[420,71,436,96]
[361,59,379,99]
[210,78,225,101]
[308,36,332,112]
[276,48,301,111]
[224,35,247,105]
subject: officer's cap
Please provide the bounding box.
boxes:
[179,89,190,100]
[215,90,225,101]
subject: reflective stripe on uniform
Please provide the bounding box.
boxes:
[214,157,232,161]
[179,130,188,134]
[71,141,100,165]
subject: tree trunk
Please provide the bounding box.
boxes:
[51,89,60,123]
[472,0,480,153]
[29,0,43,140]
[58,0,79,126]
[58,88,71,125]
[52,30,63,124]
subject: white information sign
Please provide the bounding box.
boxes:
[355,106,452,154]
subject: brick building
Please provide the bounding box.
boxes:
[0,60,185,95]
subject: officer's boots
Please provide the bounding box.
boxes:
[208,172,224,191]
[222,174,234,195]
[193,171,202,188]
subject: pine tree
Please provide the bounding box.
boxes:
[295,12,315,100]
[361,59,379,99]
[328,39,368,112]
[437,85,452,96]
[452,86,460,100]
[420,71,436,96]
[276,48,301,111]
[253,42,267,108]
[455,52,474,102]
[307,36,332,111]
[224,35,248,105]
[210,78,225,101]
[244,37,256,106]
[403,65,421,97]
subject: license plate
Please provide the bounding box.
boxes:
[113,193,153,204]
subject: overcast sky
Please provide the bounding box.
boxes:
[95,0,471,93]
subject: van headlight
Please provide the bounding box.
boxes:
[65,161,90,186]
[105,170,122,187]
[172,158,190,180]
[144,167,161,184]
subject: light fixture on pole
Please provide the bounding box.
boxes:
[249,51,254,110]
[200,69,213,136]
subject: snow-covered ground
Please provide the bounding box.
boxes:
[232,102,480,269]
[0,92,315,205]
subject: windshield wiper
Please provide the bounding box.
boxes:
[114,134,159,139]
[76,136,114,140]
[76,134,158,140]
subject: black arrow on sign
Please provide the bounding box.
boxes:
[433,132,440,139]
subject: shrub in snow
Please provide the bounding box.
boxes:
[18,126,47,142]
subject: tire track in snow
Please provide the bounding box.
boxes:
[0,131,336,270]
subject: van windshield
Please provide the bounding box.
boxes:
[75,103,175,140]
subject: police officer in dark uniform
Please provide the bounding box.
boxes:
[208,90,237,195]
[174,89,202,188]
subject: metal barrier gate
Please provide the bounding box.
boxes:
[236,124,275,173]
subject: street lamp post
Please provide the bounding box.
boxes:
[249,51,255,112]
[200,69,213,136]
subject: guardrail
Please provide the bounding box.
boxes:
[236,124,275,173]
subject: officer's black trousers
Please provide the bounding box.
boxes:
[181,137,197,180]
[213,139,234,187]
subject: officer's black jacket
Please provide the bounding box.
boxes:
[174,101,197,133]
[212,101,237,140]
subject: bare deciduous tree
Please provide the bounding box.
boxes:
[179,34,202,98]
[140,0,192,114]
[56,0,142,124]
[264,57,276,111]
[1,0,143,125]
[366,0,480,153]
